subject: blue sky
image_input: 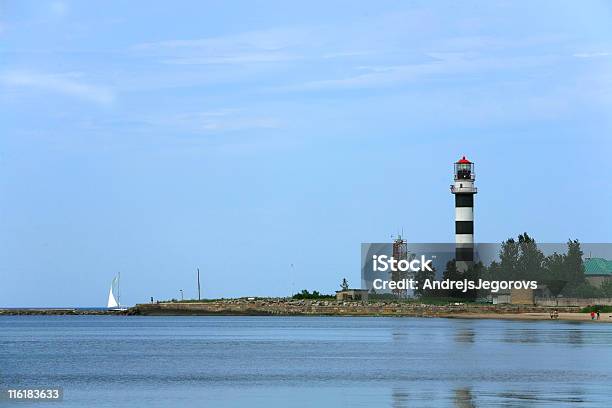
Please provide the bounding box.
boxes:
[1,1,612,307]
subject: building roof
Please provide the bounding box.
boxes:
[335,289,369,293]
[584,258,612,276]
[457,156,471,164]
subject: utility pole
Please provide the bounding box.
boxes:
[290,264,295,297]
[197,268,201,301]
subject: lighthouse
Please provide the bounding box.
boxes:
[450,156,477,272]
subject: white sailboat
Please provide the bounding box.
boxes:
[107,273,127,311]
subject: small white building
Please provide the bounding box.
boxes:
[492,290,511,305]
[336,289,369,301]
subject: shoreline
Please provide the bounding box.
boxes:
[0,308,125,316]
[443,312,612,323]
[2,300,610,323]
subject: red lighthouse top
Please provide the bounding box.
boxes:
[453,155,476,186]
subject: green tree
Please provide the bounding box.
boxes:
[466,261,484,300]
[442,259,459,280]
[543,252,566,280]
[440,260,482,300]
[499,238,519,279]
[490,235,591,298]
[565,239,585,286]
[569,283,602,298]
[516,233,545,281]
[442,260,465,298]
[292,290,334,300]
[496,233,545,281]
[542,251,569,296]
[557,240,586,296]
[600,280,612,298]
[483,260,500,281]
[414,265,436,297]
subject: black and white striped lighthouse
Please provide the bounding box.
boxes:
[450,156,477,272]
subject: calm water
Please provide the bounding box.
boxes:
[1,316,611,407]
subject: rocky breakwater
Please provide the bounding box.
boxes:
[0,308,126,315]
[129,299,580,317]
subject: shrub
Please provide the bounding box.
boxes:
[580,305,612,313]
[292,290,335,300]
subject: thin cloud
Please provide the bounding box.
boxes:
[280,54,559,92]
[135,27,312,51]
[148,109,281,133]
[134,27,315,66]
[573,52,612,58]
[132,26,374,66]
[279,58,462,91]
[0,71,115,105]
[161,53,301,65]
[49,1,69,17]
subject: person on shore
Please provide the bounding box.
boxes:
[597,311,600,320]
[590,311,596,320]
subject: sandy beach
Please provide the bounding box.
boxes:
[125,300,612,323]
[3,303,611,323]
[445,312,612,323]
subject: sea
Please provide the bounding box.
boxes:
[1,315,611,407]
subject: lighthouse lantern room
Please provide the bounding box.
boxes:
[451,156,477,194]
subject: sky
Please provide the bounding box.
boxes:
[1,0,612,307]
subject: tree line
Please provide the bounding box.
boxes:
[416,233,612,300]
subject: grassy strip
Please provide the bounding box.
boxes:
[580,305,612,313]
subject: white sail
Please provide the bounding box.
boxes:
[107,276,119,308]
